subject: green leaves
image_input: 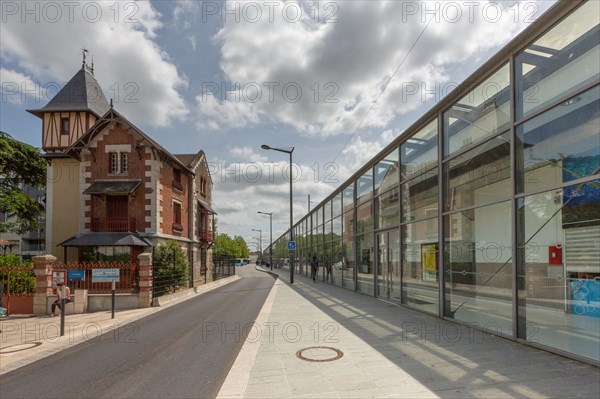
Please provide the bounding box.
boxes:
[0,132,46,234]
[214,234,250,258]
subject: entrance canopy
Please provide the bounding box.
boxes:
[58,232,152,247]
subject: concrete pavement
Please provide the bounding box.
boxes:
[218,267,600,399]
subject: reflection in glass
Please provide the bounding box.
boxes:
[444,64,510,157]
[444,201,513,335]
[342,239,355,289]
[516,86,600,194]
[357,200,373,234]
[357,232,374,295]
[332,193,342,218]
[376,187,400,229]
[343,183,355,212]
[375,147,399,195]
[517,182,600,362]
[444,133,511,211]
[402,219,439,314]
[515,1,599,120]
[402,167,438,223]
[402,119,438,181]
[357,170,373,204]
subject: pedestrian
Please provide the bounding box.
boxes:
[326,261,331,281]
[310,256,318,282]
[51,282,71,316]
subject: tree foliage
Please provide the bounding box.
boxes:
[0,132,46,234]
[153,240,189,296]
[214,234,250,258]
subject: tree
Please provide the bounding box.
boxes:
[0,132,46,234]
[153,240,189,295]
[214,234,250,258]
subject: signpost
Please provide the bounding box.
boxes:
[67,270,85,281]
[92,269,120,319]
[288,241,296,251]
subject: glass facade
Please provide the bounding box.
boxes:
[270,1,599,364]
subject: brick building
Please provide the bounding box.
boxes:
[27,61,215,283]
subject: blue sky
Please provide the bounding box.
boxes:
[1,0,556,247]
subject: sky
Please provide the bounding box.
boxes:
[1,0,557,249]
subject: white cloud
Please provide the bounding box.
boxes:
[0,0,188,126]
[197,0,555,136]
[0,68,37,104]
[230,146,268,162]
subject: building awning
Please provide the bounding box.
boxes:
[199,200,217,215]
[58,233,152,247]
[83,180,141,195]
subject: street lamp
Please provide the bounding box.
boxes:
[252,229,262,261]
[257,211,273,270]
[261,144,295,283]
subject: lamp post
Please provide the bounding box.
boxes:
[252,228,262,263]
[261,144,295,284]
[257,211,273,270]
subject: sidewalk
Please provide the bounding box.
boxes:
[0,275,239,375]
[218,267,600,399]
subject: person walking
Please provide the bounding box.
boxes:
[51,282,71,316]
[310,256,318,282]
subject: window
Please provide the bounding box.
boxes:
[61,118,69,135]
[110,152,119,174]
[173,169,183,191]
[173,202,182,232]
[121,153,129,174]
[200,177,207,196]
[109,152,130,174]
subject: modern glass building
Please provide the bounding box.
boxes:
[268,0,600,365]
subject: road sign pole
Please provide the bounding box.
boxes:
[111,281,116,319]
[60,285,65,336]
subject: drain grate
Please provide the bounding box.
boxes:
[296,346,344,362]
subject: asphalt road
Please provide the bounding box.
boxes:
[0,266,276,399]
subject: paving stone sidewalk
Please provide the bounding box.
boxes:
[218,268,600,399]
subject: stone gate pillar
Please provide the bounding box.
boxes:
[33,254,56,315]
[138,253,152,308]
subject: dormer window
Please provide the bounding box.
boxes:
[61,118,70,135]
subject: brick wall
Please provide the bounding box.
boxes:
[158,159,190,238]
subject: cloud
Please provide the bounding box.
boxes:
[0,68,37,104]
[196,0,555,136]
[1,0,188,126]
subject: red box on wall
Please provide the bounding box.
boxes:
[549,245,563,265]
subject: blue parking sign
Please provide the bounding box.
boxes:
[288,241,296,251]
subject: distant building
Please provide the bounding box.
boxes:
[27,60,215,284]
[0,184,46,260]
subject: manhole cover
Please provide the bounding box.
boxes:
[0,342,42,354]
[296,346,344,362]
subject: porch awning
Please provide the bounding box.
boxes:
[83,180,141,195]
[199,200,217,215]
[58,233,152,247]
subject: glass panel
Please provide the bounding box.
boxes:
[517,182,600,362]
[332,193,342,217]
[357,170,373,204]
[444,64,510,157]
[343,183,355,211]
[332,216,342,239]
[342,238,355,289]
[516,85,600,194]
[402,119,438,181]
[515,1,600,120]
[357,200,374,234]
[343,210,354,240]
[324,200,332,222]
[376,230,400,302]
[444,201,512,335]
[402,167,438,223]
[444,132,511,211]
[376,187,400,229]
[331,239,343,286]
[402,219,439,314]
[324,220,332,240]
[375,147,399,195]
[357,232,374,295]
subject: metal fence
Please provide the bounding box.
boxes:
[212,256,237,280]
[56,261,139,293]
[151,247,189,299]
